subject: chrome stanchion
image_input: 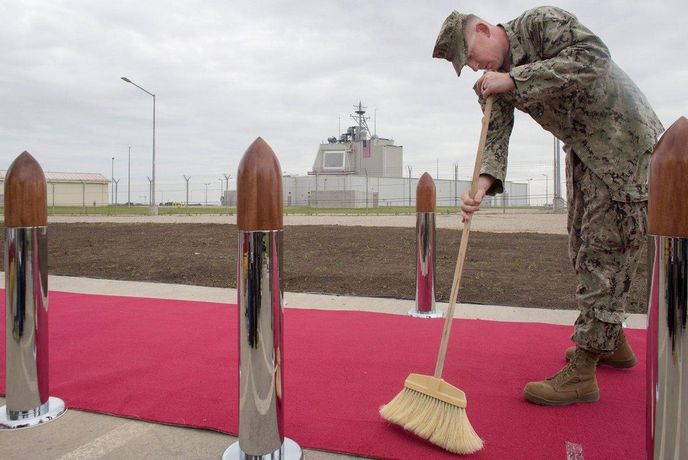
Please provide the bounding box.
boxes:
[646,117,688,459]
[1,152,65,430]
[647,237,687,459]
[410,173,442,318]
[224,138,302,460]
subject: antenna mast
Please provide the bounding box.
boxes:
[351,101,371,140]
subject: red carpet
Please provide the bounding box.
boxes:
[0,290,646,459]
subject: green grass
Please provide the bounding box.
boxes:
[0,204,544,217]
[43,205,235,216]
[283,206,461,215]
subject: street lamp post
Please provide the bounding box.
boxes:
[553,136,562,211]
[223,173,231,208]
[121,76,157,215]
[454,162,459,207]
[111,156,114,205]
[527,178,533,206]
[113,179,120,206]
[407,165,412,207]
[128,146,131,206]
[541,173,548,208]
[183,175,191,208]
[364,168,369,215]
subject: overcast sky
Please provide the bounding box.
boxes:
[1,0,686,204]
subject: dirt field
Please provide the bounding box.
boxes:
[0,221,649,313]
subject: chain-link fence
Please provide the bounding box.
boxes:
[0,174,565,216]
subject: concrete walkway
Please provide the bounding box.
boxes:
[0,275,645,459]
[46,211,569,235]
[39,275,645,328]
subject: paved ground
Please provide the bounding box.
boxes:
[0,275,646,459]
[47,210,569,235]
[3,211,643,459]
[0,212,641,459]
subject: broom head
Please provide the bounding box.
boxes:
[379,373,483,455]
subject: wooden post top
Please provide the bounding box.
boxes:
[237,137,283,231]
[416,172,436,212]
[649,116,688,237]
[4,151,48,227]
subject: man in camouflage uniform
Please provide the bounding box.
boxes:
[433,7,663,405]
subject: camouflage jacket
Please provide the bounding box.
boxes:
[482,6,663,201]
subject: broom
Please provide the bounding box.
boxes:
[379,95,494,455]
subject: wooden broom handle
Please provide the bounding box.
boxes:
[434,96,494,378]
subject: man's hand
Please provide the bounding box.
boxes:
[474,71,515,98]
[460,175,495,222]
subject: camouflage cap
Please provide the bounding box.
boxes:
[432,11,470,76]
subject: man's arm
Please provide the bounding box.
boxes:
[476,94,514,196]
[509,7,611,101]
[476,72,515,99]
[460,174,495,221]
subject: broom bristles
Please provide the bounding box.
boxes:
[380,386,483,455]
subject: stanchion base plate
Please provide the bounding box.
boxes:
[408,308,444,318]
[223,437,303,460]
[0,397,66,430]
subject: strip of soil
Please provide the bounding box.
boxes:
[0,223,648,313]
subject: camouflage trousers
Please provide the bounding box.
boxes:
[566,152,647,353]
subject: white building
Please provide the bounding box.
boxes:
[312,136,403,178]
[281,174,527,208]
[0,171,109,207]
[222,102,528,209]
[311,102,403,178]
[285,102,528,208]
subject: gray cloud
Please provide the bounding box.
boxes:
[1,0,685,203]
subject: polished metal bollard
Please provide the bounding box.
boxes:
[646,117,688,459]
[224,138,302,460]
[410,173,442,318]
[1,152,65,429]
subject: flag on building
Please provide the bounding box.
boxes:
[362,139,371,158]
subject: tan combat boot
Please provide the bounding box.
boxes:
[524,349,600,406]
[564,331,637,368]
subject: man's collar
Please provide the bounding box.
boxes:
[498,22,526,69]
